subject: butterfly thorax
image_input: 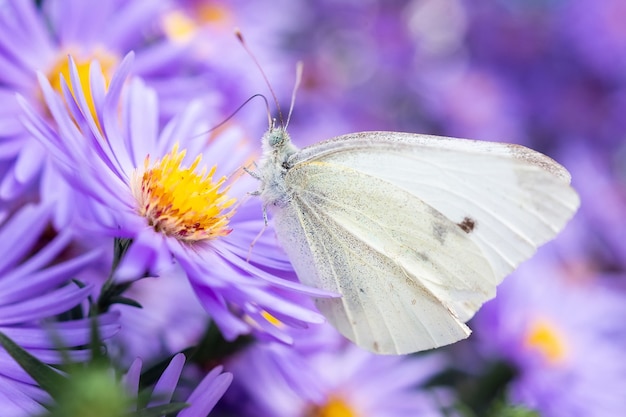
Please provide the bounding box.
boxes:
[259,127,299,208]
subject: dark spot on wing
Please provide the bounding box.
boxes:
[359,288,365,294]
[457,217,476,233]
[373,341,379,352]
[416,252,429,262]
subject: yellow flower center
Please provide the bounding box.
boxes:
[132,143,236,242]
[46,49,118,126]
[306,397,357,417]
[162,11,197,42]
[524,319,568,364]
[197,3,232,25]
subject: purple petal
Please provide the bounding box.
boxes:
[179,366,233,417]
[149,353,185,407]
[214,245,338,298]
[0,203,51,275]
[0,376,46,417]
[123,358,143,410]
[125,78,158,167]
[0,247,99,306]
[0,313,119,349]
[0,284,90,325]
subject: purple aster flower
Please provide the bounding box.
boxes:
[124,354,231,417]
[19,53,328,343]
[0,0,221,203]
[472,248,626,417]
[0,202,119,417]
[224,321,453,417]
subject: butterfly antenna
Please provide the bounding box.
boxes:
[203,93,271,136]
[235,28,284,129]
[285,61,303,129]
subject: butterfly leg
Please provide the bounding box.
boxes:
[247,205,269,262]
[243,164,262,180]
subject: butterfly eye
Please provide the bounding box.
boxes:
[269,131,285,147]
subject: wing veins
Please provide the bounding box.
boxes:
[296,185,464,312]
[293,194,405,350]
[296,176,491,293]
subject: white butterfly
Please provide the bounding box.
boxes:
[254,126,579,355]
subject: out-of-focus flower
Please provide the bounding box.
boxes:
[473,248,626,417]
[163,0,302,89]
[20,53,328,343]
[558,140,626,272]
[0,203,119,417]
[224,321,452,417]
[422,67,524,143]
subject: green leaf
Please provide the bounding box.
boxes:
[113,238,133,272]
[129,403,189,417]
[109,296,143,309]
[0,332,66,399]
[88,316,108,365]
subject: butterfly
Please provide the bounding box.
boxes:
[255,126,579,355]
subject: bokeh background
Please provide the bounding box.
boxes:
[0,0,625,416]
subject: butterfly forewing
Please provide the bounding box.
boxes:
[288,132,580,285]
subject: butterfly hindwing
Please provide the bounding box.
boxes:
[272,160,497,354]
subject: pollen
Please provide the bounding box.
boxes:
[261,311,282,327]
[306,397,357,417]
[132,143,236,243]
[524,318,568,364]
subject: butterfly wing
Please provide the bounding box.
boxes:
[289,132,580,290]
[273,160,502,354]
[272,132,579,354]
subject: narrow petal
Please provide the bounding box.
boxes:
[0,285,90,325]
[149,353,185,407]
[0,203,51,275]
[123,358,143,411]
[0,249,100,306]
[179,366,233,417]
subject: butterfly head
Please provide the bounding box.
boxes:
[262,125,297,155]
